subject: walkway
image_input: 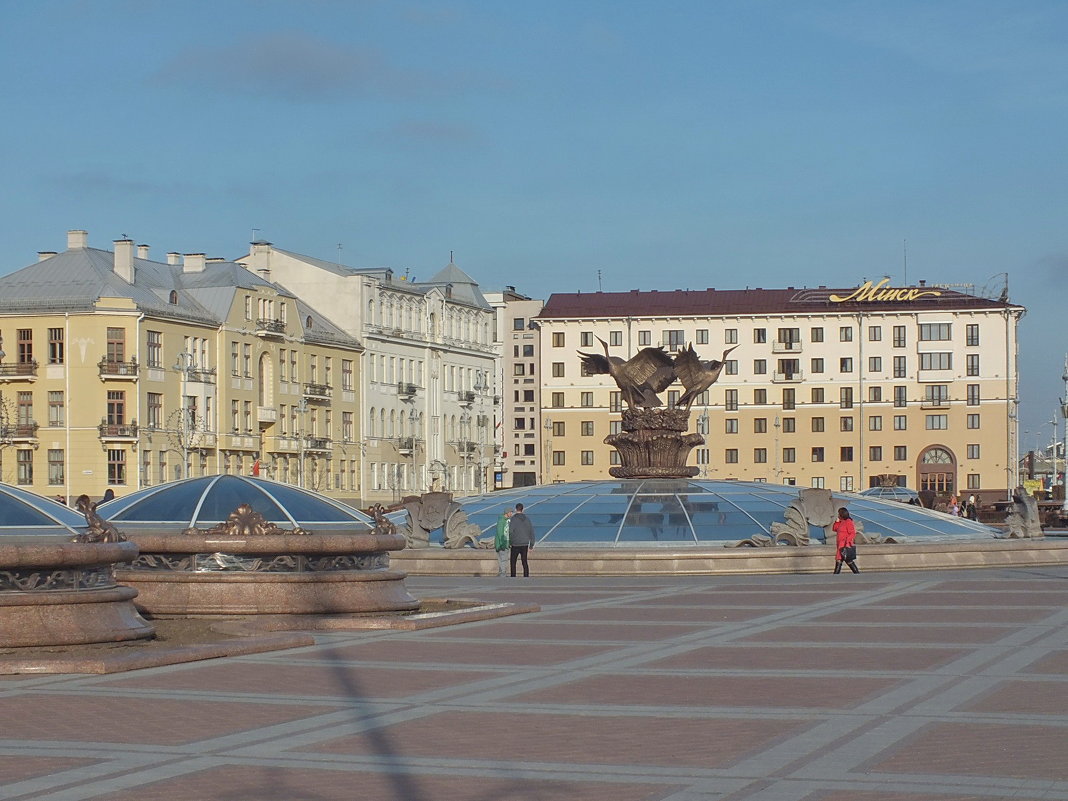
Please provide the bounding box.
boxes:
[2,566,1068,800]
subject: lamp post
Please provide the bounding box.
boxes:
[773,415,782,483]
[0,336,6,482]
[543,417,553,484]
[297,397,308,488]
[173,352,194,478]
[1061,356,1068,512]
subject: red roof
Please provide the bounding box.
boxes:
[537,285,1017,319]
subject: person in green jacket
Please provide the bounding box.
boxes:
[494,509,513,576]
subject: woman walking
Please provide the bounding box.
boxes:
[832,507,859,574]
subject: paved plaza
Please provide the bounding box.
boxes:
[2,565,1068,800]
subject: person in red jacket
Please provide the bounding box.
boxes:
[832,507,859,574]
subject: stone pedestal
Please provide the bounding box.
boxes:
[606,407,704,478]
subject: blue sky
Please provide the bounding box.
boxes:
[1,0,1066,448]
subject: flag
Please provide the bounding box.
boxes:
[252,459,260,477]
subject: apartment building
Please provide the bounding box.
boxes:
[0,230,363,502]
[239,243,499,504]
[536,280,1025,498]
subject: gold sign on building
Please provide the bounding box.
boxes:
[830,278,943,303]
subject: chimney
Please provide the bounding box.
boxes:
[248,240,272,281]
[205,257,226,264]
[166,252,181,265]
[37,252,57,262]
[67,229,88,249]
[183,253,206,273]
[113,239,135,283]
[137,244,150,259]
[918,279,926,286]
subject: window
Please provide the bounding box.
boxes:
[48,391,64,426]
[840,447,854,462]
[725,329,738,344]
[967,444,980,459]
[695,448,709,465]
[638,330,651,346]
[924,384,949,405]
[810,327,824,343]
[893,325,906,347]
[967,384,980,406]
[782,417,795,433]
[551,392,564,408]
[106,390,126,425]
[840,416,854,432]
[552,451,565,465]
[966,324,980,346]
[48,327,64,364]
[48,449,64,485]
[894,446,907,460]
[966,354,979,376]
[581,421,594,436]
[893,356,907,378]
[754,388,767,405]
[668,390,680,408]
[811,476,825,489]
[812,447,824,462]
[967,413,980,429]
[106,327,125,362]
[869,386,882,402]
[523,390,534,402]
[839,326,853,342]
[868,326,881,341]
[16,329,32,364]
[725,449,739,463]
[553,421,565,436]
[147,393,162,428]
[869,415,882,431]
[840,387,853,409]
[894,415,907,430]
[967,473,981,489]
[609,391,621,412]
[580,332,593,347]
[926,414,948,430]
[920,352,952,371]
[868,356,882,372]
[107,448,126,485]
[783,448,796,463]
[16,450,32,485]
[609,331,622,347]
[552,332,564,347]
[869,446,883,461]
[696,329,709,345]
[581,450,594,465]
[894,386,907,407]
[754,448,767,463]
[840,357,853,373]
[16,392,31,427]
[551,362,564,377]
[811,387,825,403]
[342,412,353,442]
[514,318,526,331]
[778,358,800,378]
[662,329,685,351]
[811,358,824,374]
[753,359,767,375]
[342,360,354,391]
[725,360,738,375]
[812,417,825,432]
[753,328,767,344]
[725,390,738,411]
[840,476,854,491]
[580,392,593,407]
[725,419,738,434]
[919,323,951,341]
[754,418,767,433]
[778,327,801,346]
[782,388,795,410]
[513,363,526,376]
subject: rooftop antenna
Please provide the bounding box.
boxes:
[450,250,454,264]
[903,238,908,286]
[337,243,342,269]
[597,269,602,291]
[252,227,260,242]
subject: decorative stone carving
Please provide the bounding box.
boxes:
[393,492,455,547]
[443,508,491,549]
[1004,486,1043,539]
[73,494,126,543]
[607,407,704,478]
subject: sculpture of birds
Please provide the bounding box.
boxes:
[578,337,676,408]
[673,343,738,409]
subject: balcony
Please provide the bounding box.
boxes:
[398,437,415,455]
[257,406,278,425]
[98,357,139,380]
[98,421,139,442]
[459,391,476,405]
[1,422,38,442]
[302,382,332,402]
[398,382,417,399]
[772,370,805,383]
[304,436,332,453]
[256,318,285,338]
[185,366,216,384]
[921,398,951,409]
[0,361,38,382]
[456,441,477,454]
[772,340,803,354]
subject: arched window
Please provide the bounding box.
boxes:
[368,408,377,437]
[306,315,314,329]
[169,290,178,304]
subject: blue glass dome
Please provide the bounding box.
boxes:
[433,479,999,545]
[101,476,374,534]
[0,483,89,542]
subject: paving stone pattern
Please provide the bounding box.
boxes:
[2,567,1068,800]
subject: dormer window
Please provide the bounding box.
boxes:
[169,290,178,304]
[306,315,314,329]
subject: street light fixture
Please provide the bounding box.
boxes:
[173,352,195,478]
[1061,355,1068,512]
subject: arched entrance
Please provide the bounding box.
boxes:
[918,446,956,495]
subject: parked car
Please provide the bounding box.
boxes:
[859,486,920,503]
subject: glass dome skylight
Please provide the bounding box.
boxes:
[0,483,89,542]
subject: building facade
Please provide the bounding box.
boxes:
[239,243,499,504]
[0,230,364,503]
[536,281,1025,500]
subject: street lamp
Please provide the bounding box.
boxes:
[173,352,195,478]
[1061,354,1068,511]
[543,417,553,484]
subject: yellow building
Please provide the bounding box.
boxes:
[0,230,364,504]
[536,280,1025,501]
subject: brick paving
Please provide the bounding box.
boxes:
[2,566,1068,800]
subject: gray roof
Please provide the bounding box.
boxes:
[421,261,491,310]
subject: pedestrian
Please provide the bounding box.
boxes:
[494,508,513,577]
[832,507,859,574]
[508,502,535,577]
[948,496,959,516]
[967,493,978,521]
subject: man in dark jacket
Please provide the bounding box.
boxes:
[507,503,535,577]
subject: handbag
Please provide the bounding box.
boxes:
[840,545,857,562]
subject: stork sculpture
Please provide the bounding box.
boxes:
[578,337,675,408]
[673,343,738,410]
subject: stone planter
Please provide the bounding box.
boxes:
[116,532,419,616]
[0,541,154,647]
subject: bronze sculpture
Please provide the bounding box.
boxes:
[578,337,676,408]
[673,344,738,410]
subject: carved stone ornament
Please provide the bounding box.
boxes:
[1003,486,1043,539]
[73,494,126,543]
[606,407,703,478]
[194,503,310,537]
